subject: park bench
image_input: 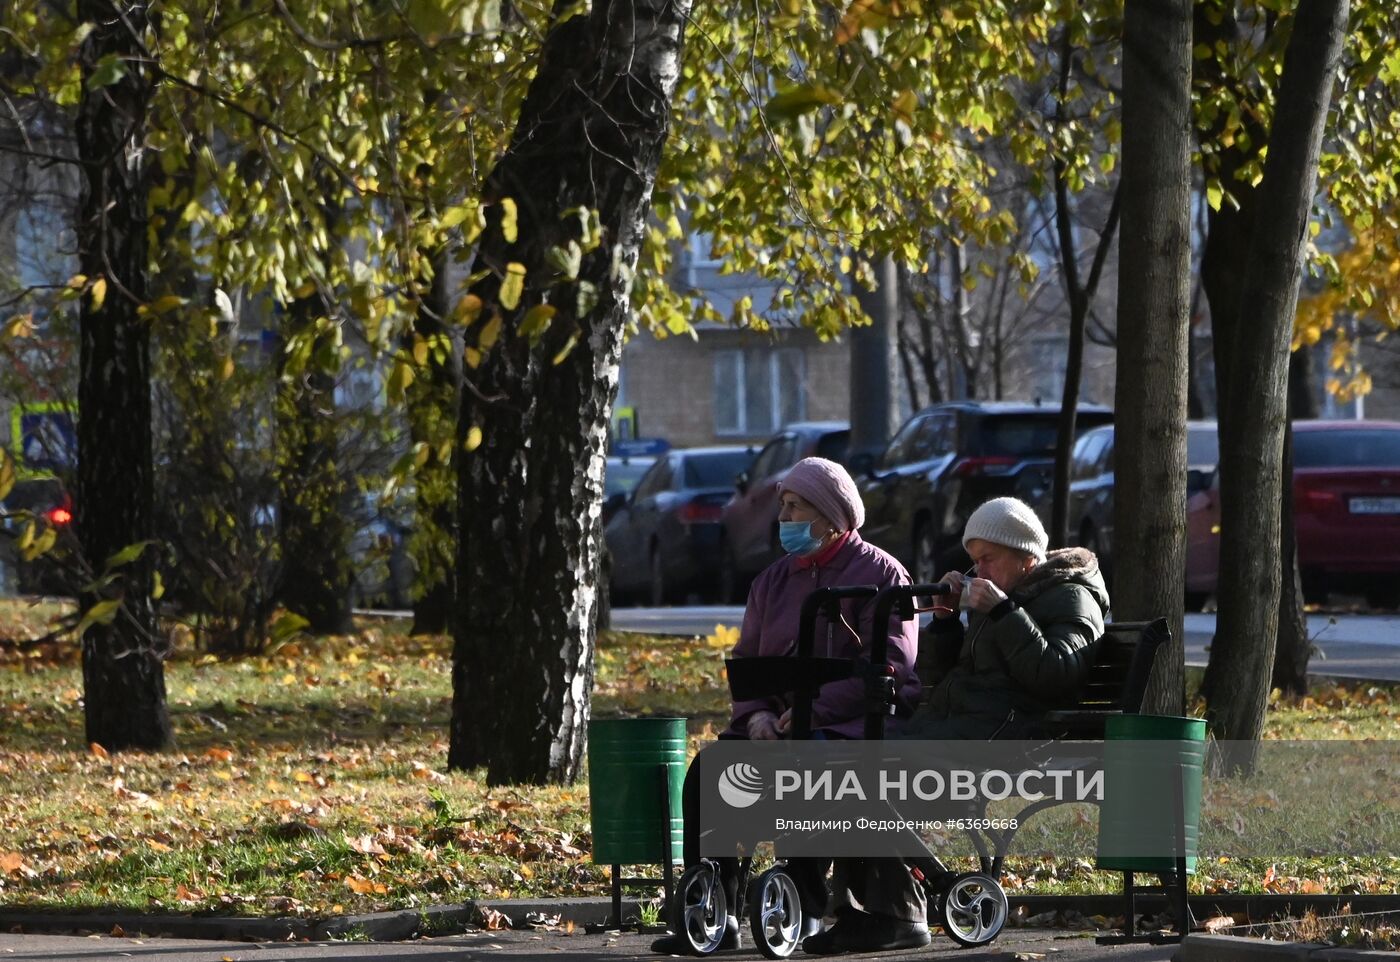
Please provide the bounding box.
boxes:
[958,616,1196,944]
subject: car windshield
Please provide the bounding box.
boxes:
[976,413,1112,458]
[683,451,753,488]
[1295,429,1400,468]
[605,458,654,498]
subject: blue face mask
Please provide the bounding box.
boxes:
[779,520,824,556]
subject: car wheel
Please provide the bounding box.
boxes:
[649,548,669,607]
[912,520,938,585]
[1183,591,1209,613]
[1301,571,1329,607]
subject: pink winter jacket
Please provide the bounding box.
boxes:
[726,532,921,739]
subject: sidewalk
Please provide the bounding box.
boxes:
[6,894,1400,961]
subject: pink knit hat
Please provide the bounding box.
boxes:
[779,457,866,532]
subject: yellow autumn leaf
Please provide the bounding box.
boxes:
[2,313,34,339]
[500,197,518,243]
[89,276,107,310]
[478,314,502,351]
[464,425,483,451]
[499,263,526,310]
[454,294,483,326]
[463,346,482,369]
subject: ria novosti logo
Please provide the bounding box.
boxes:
[717,762,766,808]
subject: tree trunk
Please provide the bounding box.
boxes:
[276,285,354,636]
[449,0,693,785]
[1048,31,1121,551]
[1202,0,1347,770]
[75,0,172,752]
[1273,417,1310,695]
[1112,0,1193,717]
[849,255,899,461]
[409,248,461,636]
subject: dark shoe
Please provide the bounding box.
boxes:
[839,915,930,953]
[650,915,740,954]
[800,926,846,956]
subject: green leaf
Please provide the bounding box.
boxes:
[105,539,156,570]
[765,84,843,121]
[1206,181,1223,212]
[75,598,121,637]
[499,263,526,310]
[575,280,599,319]
[268,611,310,648]
[519,303,556,341]
[478,314,502,351]
[551,329,580,365]
[86,54,128,90]
[21,525,56,562]
[546,241,583,280]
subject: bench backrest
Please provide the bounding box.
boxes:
[1079,618,1170,714]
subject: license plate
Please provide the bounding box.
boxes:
[1349,497,1400,515]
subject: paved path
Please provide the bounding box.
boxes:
[608,608,1400,681]
[0,927,1179,961]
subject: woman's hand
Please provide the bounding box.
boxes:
[747,710,782,740]
[775,708,792,736]
[933,571,966,618]
[961,577,1008,613]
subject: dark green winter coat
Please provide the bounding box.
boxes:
[904,547,1110,740]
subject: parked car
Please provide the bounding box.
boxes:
[855,401,1114,582]
[603,455,656,526]
[717,421,851,602]
[1023,421,1220,586]
[0,477,76,596]
[1185,420,1400,610]
[605,446,756,606]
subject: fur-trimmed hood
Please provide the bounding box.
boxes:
[1013,546,1110,616]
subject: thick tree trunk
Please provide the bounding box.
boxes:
[449,0,692,785]
[1202,0,1347,769]
[276,288,354,635]
[1112,0,1193,716]
[75,0,172,752]
[409,249,461,636]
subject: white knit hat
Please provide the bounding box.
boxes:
[962,497,1048,563]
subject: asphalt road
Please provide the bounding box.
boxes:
[0,927,1180,961]
[608,607,1400,682]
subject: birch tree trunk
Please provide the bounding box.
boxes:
[449,0,692,784]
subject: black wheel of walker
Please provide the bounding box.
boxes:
[937,872,1008,947]
[749,866,803,958]
[674,863,729,955]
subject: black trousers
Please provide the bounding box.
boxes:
[682,739,831,918]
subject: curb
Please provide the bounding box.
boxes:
[3,893,1398,944]
[1177,934,1399,961]
[0,897,644,943]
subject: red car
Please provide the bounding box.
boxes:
[1185,420,1400,609]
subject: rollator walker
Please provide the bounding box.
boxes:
[670,583,1009,957]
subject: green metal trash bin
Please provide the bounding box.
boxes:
[1095,714,1206,874]
[588,717,687,865]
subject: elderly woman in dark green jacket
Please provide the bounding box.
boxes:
[804,497,1109,956]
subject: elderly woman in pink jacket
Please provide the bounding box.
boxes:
[651,458,920,955]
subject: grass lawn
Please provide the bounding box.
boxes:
[0,597,1396,919]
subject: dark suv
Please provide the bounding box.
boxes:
[856,401,1113,582]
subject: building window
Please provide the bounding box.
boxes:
[714,348,806,436]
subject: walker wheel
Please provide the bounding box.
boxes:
[749,866,802,958]
[937,872,1008,947]
[674,863,728,955]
